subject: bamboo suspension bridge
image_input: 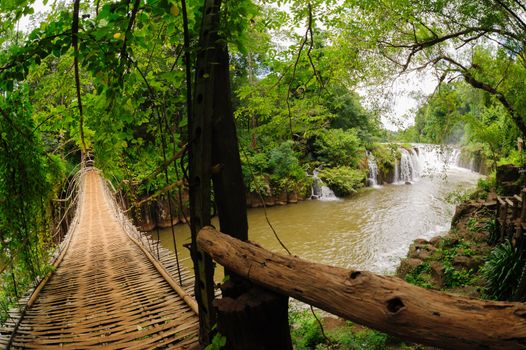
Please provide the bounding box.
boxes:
[0,169,200,349]
[1,165,526,349]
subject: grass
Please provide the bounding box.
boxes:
[289,309,419,350]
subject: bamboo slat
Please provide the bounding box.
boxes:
[3,171,199,350]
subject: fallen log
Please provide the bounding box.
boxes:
[197,226,526,350]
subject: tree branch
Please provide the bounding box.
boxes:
[72,0,86,154]
[462,71,526,136]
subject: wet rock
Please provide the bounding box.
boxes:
[453,255,484,271]
[429,236,442,247]
[414,238,430,245]
[276,191,287,205]
[287,191,298,203]
[408,240,436,260]
[249,192,263,208]
[265,196,275,207]
[397,258,423,278]
[405,181,412,185]
[430,261,445,288]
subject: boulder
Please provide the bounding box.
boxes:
[408,240,436,259]
[453,255,484,271]
[276,191,287,206]
[397,258,423,278]
[264,196,275,207]
[429,236,442,247]
[287,191,298,203]
[249,192,263,208]
[430,261,445,289]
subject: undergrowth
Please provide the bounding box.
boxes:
[289,309,417,350]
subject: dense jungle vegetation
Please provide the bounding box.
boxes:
[2,0,526,344]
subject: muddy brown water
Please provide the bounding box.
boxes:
[147,167,480,276]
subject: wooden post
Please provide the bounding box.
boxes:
[198,227,526,350]
[202,1,292,348]
[188,0,218,344]
[189,1,291,348]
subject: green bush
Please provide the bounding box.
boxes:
[318,167,366,197]
[268,141,309,193]
[289,310,326,350]
[498,149,526,167]
[371,143,399,178]
[405,262,433,289]
[314,128,363,167]
[481,240,525,300]
[477,172,496,193]
[241,141,310,195]
[486,219,499,245]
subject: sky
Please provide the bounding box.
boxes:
[18,0,49,31]
[377,70,438,131]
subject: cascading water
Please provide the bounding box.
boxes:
[392,144,462,184]
[396,148,417,183]
[310,169,339,200]
[366,151,379,187]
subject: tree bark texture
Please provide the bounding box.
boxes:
[197,2,291,348]
[188,0,219,343]
[198,226,526,350]
[215,281,292,350]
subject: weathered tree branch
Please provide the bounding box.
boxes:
[198,227,526,350]
[462,72,526,135]
[493,0,526,31]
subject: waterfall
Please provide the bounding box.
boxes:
[366,151,379,187]
[310,169,339,201]
[393,144,461,184]
[396,148,419,183]
[415,144,460,173]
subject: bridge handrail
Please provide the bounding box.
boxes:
[99,170,198,314]
[2,166,89,349]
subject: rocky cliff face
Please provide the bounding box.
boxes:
[457,150,490,175]
[129,188,309,231]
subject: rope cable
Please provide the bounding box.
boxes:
[155,101,183,286]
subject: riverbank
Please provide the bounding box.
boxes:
[288,174,493,350]
[397,197,495,297]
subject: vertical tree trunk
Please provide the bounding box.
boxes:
[188,0,217,345]
[190,0,292,348]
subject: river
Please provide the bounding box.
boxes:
[147,165,480,275]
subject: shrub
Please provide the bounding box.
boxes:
[498,149,526,167]
[405,262,433,289]
[241,142,309,195]
[313,128,363,167]
[371,143,399,179]
[289,310,326,350]
[268,141,310,193]
[481,240,525,300]
[477,172,496,193]
[318,167,366,197]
